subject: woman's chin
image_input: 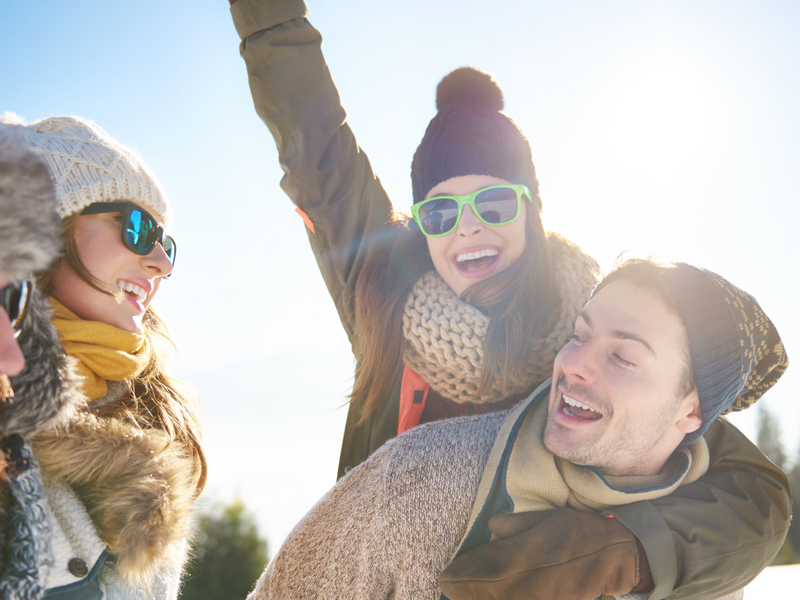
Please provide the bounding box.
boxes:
[441,263,502,296]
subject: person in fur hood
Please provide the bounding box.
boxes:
[0,124,83,599]
[1,114,207,600]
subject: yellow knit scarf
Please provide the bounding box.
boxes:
[49,297,151,401]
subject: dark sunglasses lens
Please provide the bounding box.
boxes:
[162,236,177,265]
[419,197,460,235]
[474,187,519,224]
[2,281,30,333]
[125,209,157,254]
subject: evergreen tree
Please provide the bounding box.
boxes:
[181,499,269,600]
[755,405,797,565]
[787,457,800,562]
[756,405,787,469]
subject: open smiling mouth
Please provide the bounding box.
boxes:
[455,249,499,273]
[561,393,603,421]
[118,281,147,304]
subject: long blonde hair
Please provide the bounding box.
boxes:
[37,214,207,495]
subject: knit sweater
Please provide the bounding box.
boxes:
[247,406,745,600]
[248,413,504,600]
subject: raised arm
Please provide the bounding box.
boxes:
[609,418,791,599]
[230,0,394,341]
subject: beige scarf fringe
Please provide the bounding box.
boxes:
[402,232,600,404]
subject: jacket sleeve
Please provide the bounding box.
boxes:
[608,418,791,600]
[231,0,395,343]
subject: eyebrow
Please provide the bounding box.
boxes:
[577,310,656,356]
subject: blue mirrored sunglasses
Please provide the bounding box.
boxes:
[410,184,532,237]
[80,202,177,278]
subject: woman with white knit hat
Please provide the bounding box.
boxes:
[1,113,205,599]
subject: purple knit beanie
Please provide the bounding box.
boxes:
[410,67,540,207]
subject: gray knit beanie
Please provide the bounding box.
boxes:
[411,68,541,206]
[0,113,172,227]
[0,124,62,278]
[664,264,788,443]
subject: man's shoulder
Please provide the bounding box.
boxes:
[380,412,509,479]
[404,410,508,438]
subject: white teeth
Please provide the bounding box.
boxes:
[456,248,499,263]
[118,281,146,303]
[562,394,600,413]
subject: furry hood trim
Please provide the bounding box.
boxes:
[33,411,196,581]
[0,120,62,278]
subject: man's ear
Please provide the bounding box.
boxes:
[676,389,702,434]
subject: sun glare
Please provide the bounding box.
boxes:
[601,52,722,182]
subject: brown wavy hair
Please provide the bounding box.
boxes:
[351,190,559,422]
[37,214,207,495]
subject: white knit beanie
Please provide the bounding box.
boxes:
[0,113,172,227]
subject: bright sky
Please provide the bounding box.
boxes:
[2,0,799,553]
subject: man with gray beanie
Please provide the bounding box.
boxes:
[0,125,84,598]
[245,257,788,600]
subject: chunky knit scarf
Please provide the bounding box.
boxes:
[48,298,150,401]
[402,232,600,404]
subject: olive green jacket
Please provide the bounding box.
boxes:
[232,0,401,480]
[231,1,791,597]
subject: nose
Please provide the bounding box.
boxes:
[457,205,484,237]
[0,308,26,376]
[141,242,173,278]
[558,339,596,385]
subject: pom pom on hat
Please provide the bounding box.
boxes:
[412,67,540,205]
[436,67,504,112]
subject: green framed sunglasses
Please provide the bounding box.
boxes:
[80,202,176,278]
[410,184,532,237]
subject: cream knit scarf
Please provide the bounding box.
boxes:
[454,382,709,559]
[505,388,709,513]
[402,232,600,404]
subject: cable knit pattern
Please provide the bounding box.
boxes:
[402,232,600,404]
[0,113,172,225]
[41,478,106,590]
